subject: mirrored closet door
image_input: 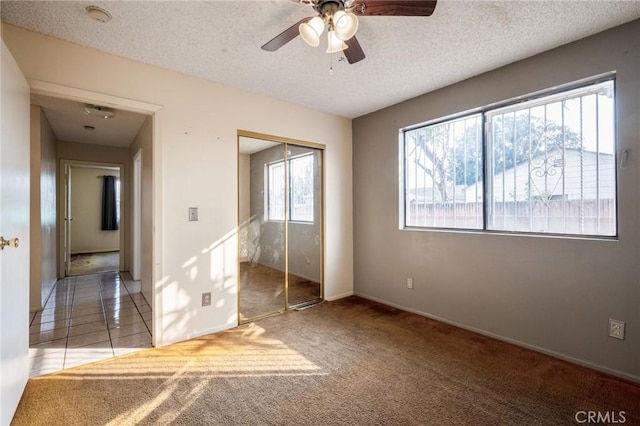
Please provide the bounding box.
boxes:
[238,131,324,323]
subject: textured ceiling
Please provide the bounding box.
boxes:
[3,1,640,119]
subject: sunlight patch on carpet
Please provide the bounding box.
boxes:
[36,327,325,381]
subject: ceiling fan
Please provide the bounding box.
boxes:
[261,0,437,64]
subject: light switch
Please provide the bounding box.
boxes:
[189,207,198,221]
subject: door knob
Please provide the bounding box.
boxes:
[0,237,19,250]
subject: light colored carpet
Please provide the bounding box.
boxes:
[69,252,119,276]
[11,297,640,425]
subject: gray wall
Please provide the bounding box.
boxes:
[352,20,640,381]
[250,144,322,282]
[239,153,251,263]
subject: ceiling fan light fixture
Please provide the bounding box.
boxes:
[333,10,358,41]
[326,30,348,54]
[299,16,325,47]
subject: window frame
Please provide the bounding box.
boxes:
[266,160,286,222]
[115,177,121,224]
[402,113,485,230]
[266,152,315,224]
[400,74,618,239]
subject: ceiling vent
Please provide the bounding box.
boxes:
[86,6,112,23]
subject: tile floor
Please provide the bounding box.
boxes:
[28,271,153,377]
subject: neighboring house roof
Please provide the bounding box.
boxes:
[482,149,615,202]
[409,149,615,204]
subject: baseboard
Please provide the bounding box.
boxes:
[325,291,354,302]
[355,292,640,384]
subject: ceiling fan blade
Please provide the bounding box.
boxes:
[344,36,365,64]
[261,17,312,52]
[356,0,437,16]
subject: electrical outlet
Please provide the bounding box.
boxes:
[189,207,198,221]
[407,277,414,289]
[202,292,211,307]
[609,319,625,340]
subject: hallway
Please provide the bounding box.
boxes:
[28,271,152,377]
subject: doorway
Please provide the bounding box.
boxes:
[26,82,160,375]
[29,79,162,349]
[64,163,123,276]
[238,131,324,322]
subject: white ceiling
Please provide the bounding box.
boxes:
[31,94,148,147]
[3,1,640,121]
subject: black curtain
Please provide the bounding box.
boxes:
[101,176,119,231]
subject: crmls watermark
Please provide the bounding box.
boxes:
[575,411,626,424]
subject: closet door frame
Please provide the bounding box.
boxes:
[237,129,325,324]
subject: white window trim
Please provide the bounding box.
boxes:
[265,153,314,223]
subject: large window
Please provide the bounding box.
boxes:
[404,114,483,229]
[402,79,616,237]
[267,153,314,222]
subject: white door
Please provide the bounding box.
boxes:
[63,164,71,276]
[132,150,142,280]
[0,41,31,424]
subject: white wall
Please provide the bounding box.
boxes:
[0,39,31,426]
[130,116,153,304]
[70,166,120,254]
[39,110,57,305]
[2,23,354,347]
[29,106,57,311]
[352,20,640,381]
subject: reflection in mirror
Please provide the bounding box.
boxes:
[238,137,286,321]
[287,145,322,307]
[238,134,324,323]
